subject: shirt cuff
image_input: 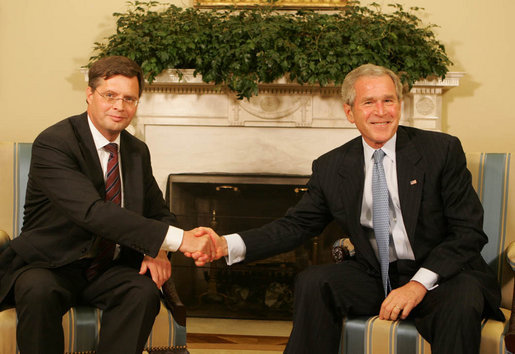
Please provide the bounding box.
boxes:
[224,233,246,265]
[161,226,184,252]
[411,267,439,291]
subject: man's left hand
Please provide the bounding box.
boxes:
[139,250,172,288]
[379,280,427,321]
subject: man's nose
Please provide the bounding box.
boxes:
[374,102,385,115]
[113,98,124,110]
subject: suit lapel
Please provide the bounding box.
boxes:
[120,132,144,214]
[396,127,424,245]
[337,140,364,232]
[337,139,380,268]
[70,113,105,197]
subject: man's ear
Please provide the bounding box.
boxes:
[343,103,354,124]
[86,86,94,105]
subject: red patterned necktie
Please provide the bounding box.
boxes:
[85,143,120,281]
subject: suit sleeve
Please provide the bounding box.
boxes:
[240,159,333,262]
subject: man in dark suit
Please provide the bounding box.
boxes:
[191,64,504,354]
[0,56,214,353]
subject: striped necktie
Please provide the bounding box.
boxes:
[85,143,120,281]
[372,149,391,297]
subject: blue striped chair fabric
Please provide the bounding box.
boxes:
[339,153,514,354]
[0,143,188,354]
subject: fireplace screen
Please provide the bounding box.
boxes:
[167,173,342,320]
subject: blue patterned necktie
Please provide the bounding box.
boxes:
[372,149,391,297]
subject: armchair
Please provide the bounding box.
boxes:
[0,142,188,353]
[333,152,514,354]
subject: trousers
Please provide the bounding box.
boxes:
[14,259,161,354]
[284,260,485,354]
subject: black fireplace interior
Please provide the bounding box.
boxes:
[167,173,343,320]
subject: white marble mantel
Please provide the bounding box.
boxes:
[130,70,463,192]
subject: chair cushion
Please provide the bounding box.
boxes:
[0,302,187,354]
[340,307,510,354]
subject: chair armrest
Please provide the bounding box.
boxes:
[506,241,515,272]
[0,230,11,252]
[505,241,515,352]
[161,272,187,327]
[332,238,355,263]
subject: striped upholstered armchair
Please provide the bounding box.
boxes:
[334,152,514,354]
[0,142,188,353]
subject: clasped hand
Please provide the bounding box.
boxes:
[180,227,226,266]
[140,227,222,288]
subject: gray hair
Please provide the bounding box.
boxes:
[341,64,403,106]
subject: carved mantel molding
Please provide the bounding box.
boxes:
[135,69,463,136]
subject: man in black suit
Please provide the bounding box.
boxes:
[0,56,214,353]
[192,64,504,353]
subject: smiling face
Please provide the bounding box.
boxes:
[344,75,401,149]
[86,74,139,141]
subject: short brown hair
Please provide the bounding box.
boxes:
[341,64,403,106]
[88,56,144,97]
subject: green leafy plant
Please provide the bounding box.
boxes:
[90,1,452,99]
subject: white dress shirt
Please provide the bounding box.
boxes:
[87,116,184,254]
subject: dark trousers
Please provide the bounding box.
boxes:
[13,259,161,354]
[284,260,485,354]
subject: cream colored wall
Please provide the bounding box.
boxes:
[1,0,513,152]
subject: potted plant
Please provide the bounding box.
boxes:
[89,1,452,99]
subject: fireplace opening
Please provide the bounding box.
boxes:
[167,173,343,320]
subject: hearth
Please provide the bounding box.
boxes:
[167,173,343,320]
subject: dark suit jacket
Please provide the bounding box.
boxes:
[240,125,503,318]
[0,112,177,307]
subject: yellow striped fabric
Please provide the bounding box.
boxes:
[480,308,511,354]
[342,309,509,354]
[0,143,15,238]
[147,302,175,348]
[507,242,515,272]
[466,153,514,309]
[0,308,17,354]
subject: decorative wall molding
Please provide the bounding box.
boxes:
[135,69,463,134]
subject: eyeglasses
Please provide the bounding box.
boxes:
[95,90,139,107]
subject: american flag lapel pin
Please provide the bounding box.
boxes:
[410,179,417,185]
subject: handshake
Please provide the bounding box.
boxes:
[179,227,227,266]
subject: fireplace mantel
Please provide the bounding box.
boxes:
[136,70,463,132]
[124,70,463,192]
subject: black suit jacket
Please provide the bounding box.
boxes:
[0,112,177,306]
[240,126,502,317]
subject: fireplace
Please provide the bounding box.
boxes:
[167,173,343,320]
[119,70,462,320]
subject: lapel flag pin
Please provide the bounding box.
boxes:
[410,180,417,185]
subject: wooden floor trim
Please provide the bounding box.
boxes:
[187,333,288,351]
